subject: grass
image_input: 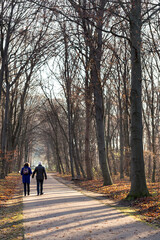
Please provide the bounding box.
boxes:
[0,173,24,240]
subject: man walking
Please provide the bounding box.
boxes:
[32,162,47,195]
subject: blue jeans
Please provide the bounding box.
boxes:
[37,179,43,195]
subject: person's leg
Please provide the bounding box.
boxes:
[24,183,26,196]
[37,180,39,195]
[40,180,43,194]
[27,183,30,195]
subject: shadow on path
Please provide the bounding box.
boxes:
[23,174,160,240]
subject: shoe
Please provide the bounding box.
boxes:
[40,193,43,195]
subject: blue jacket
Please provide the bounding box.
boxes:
[21,167,32,183]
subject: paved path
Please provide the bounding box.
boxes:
[23,174,160,240]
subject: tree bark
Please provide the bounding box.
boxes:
[0,83,10,178]
[85,67,93,180]
[64,28,74,179]
[118,89,124,179]
[91,1,112,185]
[91,53,112,185]
[127,0,149,199]
[73,132,86,179]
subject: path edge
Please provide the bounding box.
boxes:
[51,173,159,230]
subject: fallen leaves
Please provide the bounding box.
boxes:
[0,173,20,203]
[131,188,160,225]
[0,173,23,240]
[60,174,160,227]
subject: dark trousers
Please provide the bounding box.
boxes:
[23,183,30,196]
[37,179,43,195]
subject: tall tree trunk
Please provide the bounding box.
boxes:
[110,151,117,175]
[24,140,29,163]
[62,141,70,173]
[46,141,52,171]
[105,98,111,174]
[118,90,124,179]
[0,84,10,178]
[72,140,81,178]
[152,134,156,183]
[127,0,149,199]
[151,75,156,182]
[123,43,130,177]
[0,0,11,102]
[54,131,65,174]
[85,66,93,180]
[50,142,59,173]
[89,1,112,186]
[74,133,86,178]
[17,142,24,172]
[64,28,74,179]
[91,56,112,185]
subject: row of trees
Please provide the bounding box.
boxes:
[0,0,56,177]
[37,0,160,199]
[0,0,159,199]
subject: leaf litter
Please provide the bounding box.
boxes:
[59,174,160,227]
[0,173,23,240]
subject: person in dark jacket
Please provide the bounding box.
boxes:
[21,162,32,196]
[32,162,47,195]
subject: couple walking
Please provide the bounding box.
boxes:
[21,162,47,196]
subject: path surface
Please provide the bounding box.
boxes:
[23,174,160,240]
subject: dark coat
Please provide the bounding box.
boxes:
[32,164,47,180]
[21,167,32,183]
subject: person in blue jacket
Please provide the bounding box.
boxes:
[21,162,32,196]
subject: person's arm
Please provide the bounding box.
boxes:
[43,167,47,179]
[21,168,23,175]
[32,167,36,178]
[29,167,32,175]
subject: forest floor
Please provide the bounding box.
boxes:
[23,173,159,239]
[0,173,159,240]
[56,173,160,227]
[0,173,23,239]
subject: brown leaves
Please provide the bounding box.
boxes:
[131,183,160,225]
[60,174,160,227]
[0,174,21,204]
[0,173,23,239]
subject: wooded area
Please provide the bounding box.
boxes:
[0,0,160,199]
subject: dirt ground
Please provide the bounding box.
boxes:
[23,174,160,240]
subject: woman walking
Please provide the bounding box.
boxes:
[21,162,32,196]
